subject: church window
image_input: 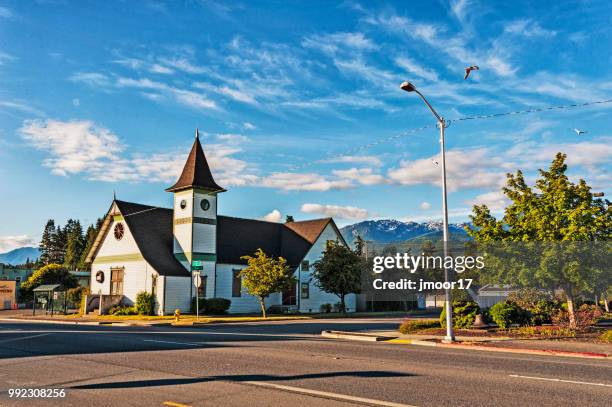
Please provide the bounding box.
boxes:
[180,199,187,210]
[110,268,124,295]
[200,199,210,211]
[114,223,124,240]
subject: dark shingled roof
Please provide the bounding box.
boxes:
[114,200,189,277]
[165,132,225,193]
[106,200,336,275]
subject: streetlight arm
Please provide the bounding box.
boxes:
[414,90,443,123]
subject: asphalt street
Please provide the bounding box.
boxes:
[0,318,610,407]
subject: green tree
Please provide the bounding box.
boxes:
[313,240,362,313]
[19,264,78,301]
[78,218,104,270]
[467,153,611,327]
[64,220,84,270]
[39,219,56,265]
[240,249,296,318]
[285,215,295,223]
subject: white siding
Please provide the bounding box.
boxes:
[95,217,140,257]
[173,223,192,254]
[164,276,191,314]
[296,223,357,313]
[192,223,215,253]
[193,191,217,219]
[90,260,152,305]
[216,263,281,313]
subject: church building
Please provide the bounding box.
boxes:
[86,130,355,315]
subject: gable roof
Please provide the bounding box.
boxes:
[114,200,190,277]
[88,200,342,273]
[165,131,225,193]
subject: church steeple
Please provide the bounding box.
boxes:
[165,129,225,193]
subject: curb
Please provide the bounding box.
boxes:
[321,330,398,342]
[0,318,156,327]
[323,330,610,360]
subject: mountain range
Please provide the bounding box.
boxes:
[340,219,470,246]
[0,247,40,266]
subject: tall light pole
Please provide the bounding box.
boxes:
[400,81,455,342]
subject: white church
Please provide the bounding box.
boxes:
[86,131,356,315]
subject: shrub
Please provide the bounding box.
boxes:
[110,306,138,316]
[19,264,78,301]
[440,300,480,329]
[320,303,332,313]
[67,286,88,307]
[135,291,156,315]
[205,298,231,314]
[507,288,550,310]
[191,297,207,313]
[552,304,603,330]
[599,330,612,343]
[529,300,559,325]
[514,326,576,338]
[489,301,530,329]
[399,319,440,334]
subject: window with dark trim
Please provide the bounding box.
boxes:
[301,260,309,271]
[301,282,309,299]
[232,269,242,297]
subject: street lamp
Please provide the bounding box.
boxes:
[400,81,455,342]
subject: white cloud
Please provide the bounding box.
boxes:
[388,148,507,191]
[115,77,218,110]
[450,0,471,25]
[395,56,439,82]
[242,122,256,130]
[72,98,80,107]
[301,203,369,220]
[302,32,375,55]
[19,119,255,186]
[0,235,37,253]
[0,52,15,65]
[465,191,509,212]
[420,201,431,210]
[262,209,282,223]
[0,100,44,116]
[20,119,124,177]
[332,167,386,185]
[259,172,354,191]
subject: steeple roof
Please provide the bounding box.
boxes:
[166,130,226,193]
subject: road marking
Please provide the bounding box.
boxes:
[0,333,50,343]
[509,374,612,388]
[143,339,202,346]
[244,381,418,407]
[163,402,192,407]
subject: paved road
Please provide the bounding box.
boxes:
[0,318,610,407]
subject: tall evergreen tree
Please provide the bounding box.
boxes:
[78,223,99,270]
[39,219,56,265]
[64,220,84,270]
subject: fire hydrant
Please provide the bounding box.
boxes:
[174,309,181,322]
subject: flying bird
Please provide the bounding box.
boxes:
[573,128,587,136]
[464,65,479,80]
[432,159,439,166]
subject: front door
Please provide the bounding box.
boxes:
[282,283,297,306]
[110,268,124,295]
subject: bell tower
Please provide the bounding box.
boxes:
[166,129,226,298]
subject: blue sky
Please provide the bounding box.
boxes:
[1,0,611,251]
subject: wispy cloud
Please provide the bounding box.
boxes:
[0,6,12,19]
[504,19,557,38]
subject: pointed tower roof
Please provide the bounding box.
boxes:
[165,129,226,193]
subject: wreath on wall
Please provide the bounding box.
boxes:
[96,270,105,283]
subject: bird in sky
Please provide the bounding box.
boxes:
[573,128,587,135]
[464,65,479,80]
[432,159,439,166]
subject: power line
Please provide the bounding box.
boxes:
[289,98,612,171]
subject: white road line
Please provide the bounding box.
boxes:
[245,381,418,407]
[509,374,612,388]
[0,333,50,343]
[143,339,202,346]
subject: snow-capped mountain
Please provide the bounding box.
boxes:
[340,219,470,245]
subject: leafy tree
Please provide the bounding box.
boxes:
[313,240,362,313]
[19,264,78,301]
[467,153,611,327]
[240,249,295,318]
[285,215,295,223]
